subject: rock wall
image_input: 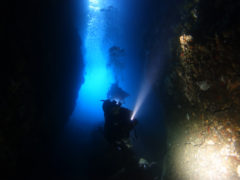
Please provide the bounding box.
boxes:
[143,0,240,179]
[1,1,84,179]
[162,0,240,179]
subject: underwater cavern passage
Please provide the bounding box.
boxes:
[67,0,240,178]
[3,0,240,179]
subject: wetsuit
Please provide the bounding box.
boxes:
[102,100,137,147]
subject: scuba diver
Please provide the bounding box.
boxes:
[102,100,137,150]
[100,100,158,180]
[107,83,129,104]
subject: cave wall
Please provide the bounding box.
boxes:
[143,0,240,179]
[1,0,84,178]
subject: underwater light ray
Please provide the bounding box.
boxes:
[131,78,151,120]
[131,54,161,120]
[70,0,115,123]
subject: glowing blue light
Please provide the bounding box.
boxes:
[88,0,100,11]
[73,64,114,121]
[89,5,100,11]
[80,66,114,103]
[70,0,114,123]
[89,0,99,4]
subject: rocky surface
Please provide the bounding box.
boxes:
[161,0,240,179]
[1,1,84,179]
[143,0,240,179]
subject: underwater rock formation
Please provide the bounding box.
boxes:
[1,1,84,179]
[162,0,240,179]
[143,0,240,179]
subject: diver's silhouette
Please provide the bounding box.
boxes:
[107,83,129,104]
[102,100,137,150]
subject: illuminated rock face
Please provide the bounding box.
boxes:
[158,0,240,179]
[237,165,240,177]
[179,34,193,51]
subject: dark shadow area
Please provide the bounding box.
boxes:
[2,0,84,179]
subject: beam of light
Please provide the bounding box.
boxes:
[70,0,114,123]
[131,78,152,120]
[131,54,161,120]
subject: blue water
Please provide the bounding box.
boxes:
[59,1,166,177]
[69,0,144,128]
[70,0,115,125]
[68,0,165,135]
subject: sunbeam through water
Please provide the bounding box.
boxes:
[70,0,114,124]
